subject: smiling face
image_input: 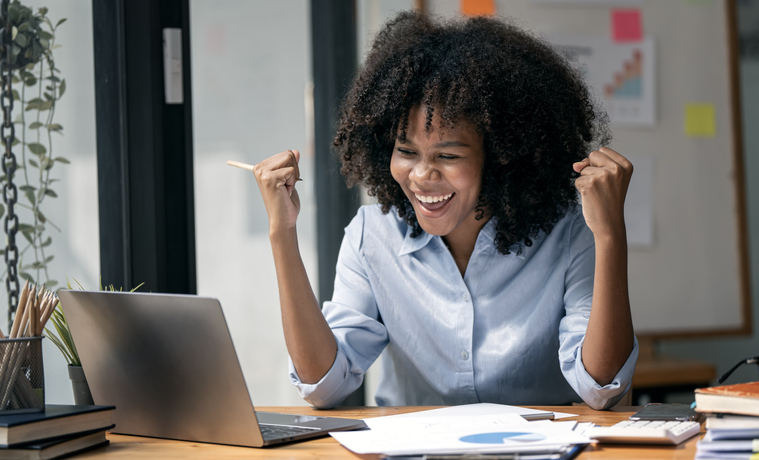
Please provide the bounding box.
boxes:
[390,106,487,246]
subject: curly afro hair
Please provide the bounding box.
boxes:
[333,11,610,254]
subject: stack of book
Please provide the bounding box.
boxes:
[695,381,759,460]
[0,404,114,460]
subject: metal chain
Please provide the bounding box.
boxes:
[0,0,19,328]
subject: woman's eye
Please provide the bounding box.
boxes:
[396,148,416,156]
[439,155,458,160]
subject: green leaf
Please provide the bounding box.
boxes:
[56,18,67,27]
[25,100,41,110]
[43,189,57,197]
[47,124,62,132]
[40,99,53,111]
[19,272,34,283]
[18,223,34,232]
[37,211,45,223]
[27,143,46,154]
[16,22,28,32]
[11,89,19,101]
[58,79,65,97]
[53,156,69,164]
[41,236,51,247]
[19,185,36,192]
[37,31,52,41]
[44,255,54,263]
[28,159,38,168]
[0,249,4,256]
[24,188,34,205]
[47,75,60,83]
[11,26,17,40]
[46,280,57,288]
[14,32,27,47]
[11,75,19,84]
[39,7,48,17]
[24,75,37,86]
[28,121,43,129]
[44,328,76,365]
[0,204,4,219]
[21,232,33,245]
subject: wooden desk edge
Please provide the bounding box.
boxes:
[76,406,703,459]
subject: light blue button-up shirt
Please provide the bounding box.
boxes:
[290,204,638,410]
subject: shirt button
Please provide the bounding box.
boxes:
[462,293,469,302]
[460,350,469,360]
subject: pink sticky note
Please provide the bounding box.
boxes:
[612,9,642,42]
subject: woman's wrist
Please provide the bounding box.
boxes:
[269,226,298,245]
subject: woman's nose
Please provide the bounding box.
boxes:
[411,160,440,182]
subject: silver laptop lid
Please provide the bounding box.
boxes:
[58,290,265,447]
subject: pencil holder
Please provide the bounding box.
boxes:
[0,337,45,414]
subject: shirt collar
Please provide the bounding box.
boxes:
[398,218,513,257]
[398,225,435,256]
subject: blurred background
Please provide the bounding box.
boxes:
[0,0,756,408]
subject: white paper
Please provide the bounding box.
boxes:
[331,413,591,456]
[550,35,656,127]
[623,152,654,247]
[362,403,578,426]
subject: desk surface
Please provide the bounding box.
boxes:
[75,405,701,459]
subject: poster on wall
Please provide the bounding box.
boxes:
[550,35,656,127]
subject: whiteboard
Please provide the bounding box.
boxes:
[426,0,749,337]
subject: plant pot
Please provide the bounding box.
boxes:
[67,365,94,406]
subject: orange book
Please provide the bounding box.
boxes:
[695,381,759,416]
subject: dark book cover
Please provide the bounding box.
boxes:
[0,425,113,460]
[0,405,115,428]
[0,405,115,446]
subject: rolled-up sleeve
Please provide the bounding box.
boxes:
[289,207,389,408]
[558,212,639,410]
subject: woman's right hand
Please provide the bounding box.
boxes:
[252,149,302,235]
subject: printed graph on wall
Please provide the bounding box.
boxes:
[550,35,656,127]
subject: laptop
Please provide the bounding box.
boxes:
[57,290,367,447]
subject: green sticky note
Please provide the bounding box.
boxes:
[684,103,716,137]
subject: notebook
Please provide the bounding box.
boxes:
[57,290,367,447]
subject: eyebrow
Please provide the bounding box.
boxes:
[397,139,471,148]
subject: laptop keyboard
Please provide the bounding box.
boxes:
[259,423,321,440]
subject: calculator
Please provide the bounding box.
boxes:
[585,419,702,445]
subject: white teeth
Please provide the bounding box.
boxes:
[414,193,453,204]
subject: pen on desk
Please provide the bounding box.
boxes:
[227,160,303,181]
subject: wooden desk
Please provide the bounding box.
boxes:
[74,406,703,459]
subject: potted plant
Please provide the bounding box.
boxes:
[45,279,143,405]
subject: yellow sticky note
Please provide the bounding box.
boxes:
[684,103,716,137]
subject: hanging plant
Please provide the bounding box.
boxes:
[0,1,67,289]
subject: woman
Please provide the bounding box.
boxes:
[251,11,637,409]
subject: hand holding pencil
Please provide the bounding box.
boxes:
[228,150,303,234]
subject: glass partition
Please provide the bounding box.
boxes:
[190,0,315,405]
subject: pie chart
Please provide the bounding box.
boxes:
[459,432,547,444]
